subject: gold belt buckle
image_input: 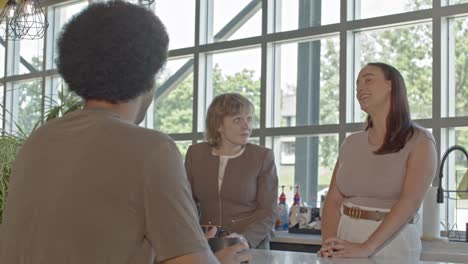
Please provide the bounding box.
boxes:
[349,207,362,219]
[375,210,383,221]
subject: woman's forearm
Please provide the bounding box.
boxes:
[321,161,342,242]
[321,201,341,242]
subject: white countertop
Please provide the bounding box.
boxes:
[250,249,460,264]
[272,231,322,245]
[271,231,468,263]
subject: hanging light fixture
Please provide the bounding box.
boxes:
[0,0,21,40]
[10,0,48,40]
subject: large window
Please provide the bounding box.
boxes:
[208,0,261,43]
[154,0,195,49]
[0,84,4,131]
[2,0,468,239]
[5,79,42,135]
[447,0,468,5]
[13,39,43,75]
[49,1,88,69]
[445,16,468,118]
[354,0,432,20]
[273,0,340,32]
[269,37,340,127]
[0,29,4,79]
[151,57,194,134]
[211,48,261,128]
[0,0,88,138]
[354,23,433,121]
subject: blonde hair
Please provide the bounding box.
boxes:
[205,93,254,147]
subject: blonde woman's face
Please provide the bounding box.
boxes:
[218,109,253,147]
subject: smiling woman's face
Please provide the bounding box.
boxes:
[355,65,392,113]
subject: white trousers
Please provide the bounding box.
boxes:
[337,202,421,258]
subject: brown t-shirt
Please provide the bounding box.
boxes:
[0,108,208,263]
[336,126,435,209]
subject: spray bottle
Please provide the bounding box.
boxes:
[275,185,289,231]
[288,185,301,228]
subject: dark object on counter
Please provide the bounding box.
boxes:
[208,237,241,252]
[437,145,468,203]
[310,207,320,219]
[200,225,230,238]
[288,226,321,235]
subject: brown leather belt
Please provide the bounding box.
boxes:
[343,204,415,224]
[343,204,387,221]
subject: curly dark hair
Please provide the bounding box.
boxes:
[56,1,169,103]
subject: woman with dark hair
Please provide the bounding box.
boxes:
[185,93,278,249]
[318,62,437,258]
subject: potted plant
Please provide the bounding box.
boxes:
[0,135,23,222]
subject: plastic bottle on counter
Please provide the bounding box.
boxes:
[275,185,289,231]
[288,185,301,228]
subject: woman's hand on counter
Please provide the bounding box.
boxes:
[227,233,249,248]
[317,244,335,257]
[215,243,250,264]
[320,237,374,258]
[204,226,219,239]
[203,227,251,263]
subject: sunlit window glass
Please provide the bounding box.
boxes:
[447,17,468,117]
[210,48,261,128]
[269,37,340,127]
[151,57,193,134]
[5,79,42,135]
[354,0,432,20]
[273,0,340,32]
[354,23,433,122]
[209,0,261,43]
[155,0,195,49]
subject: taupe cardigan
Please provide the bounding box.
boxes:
[185,143,278,248]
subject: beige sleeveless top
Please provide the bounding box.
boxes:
[336,126,435,209]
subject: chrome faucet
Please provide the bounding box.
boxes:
[437,145,468,203]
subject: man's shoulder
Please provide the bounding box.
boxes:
[30,110,175,151]
[130,126,174,144]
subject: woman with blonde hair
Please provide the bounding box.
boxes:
[185,93,278,249]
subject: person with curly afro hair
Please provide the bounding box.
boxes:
[0,1,248,264]
[56,0,168,106]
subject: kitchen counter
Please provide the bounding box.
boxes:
[271,231,468,263]
[250,249,459,264]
